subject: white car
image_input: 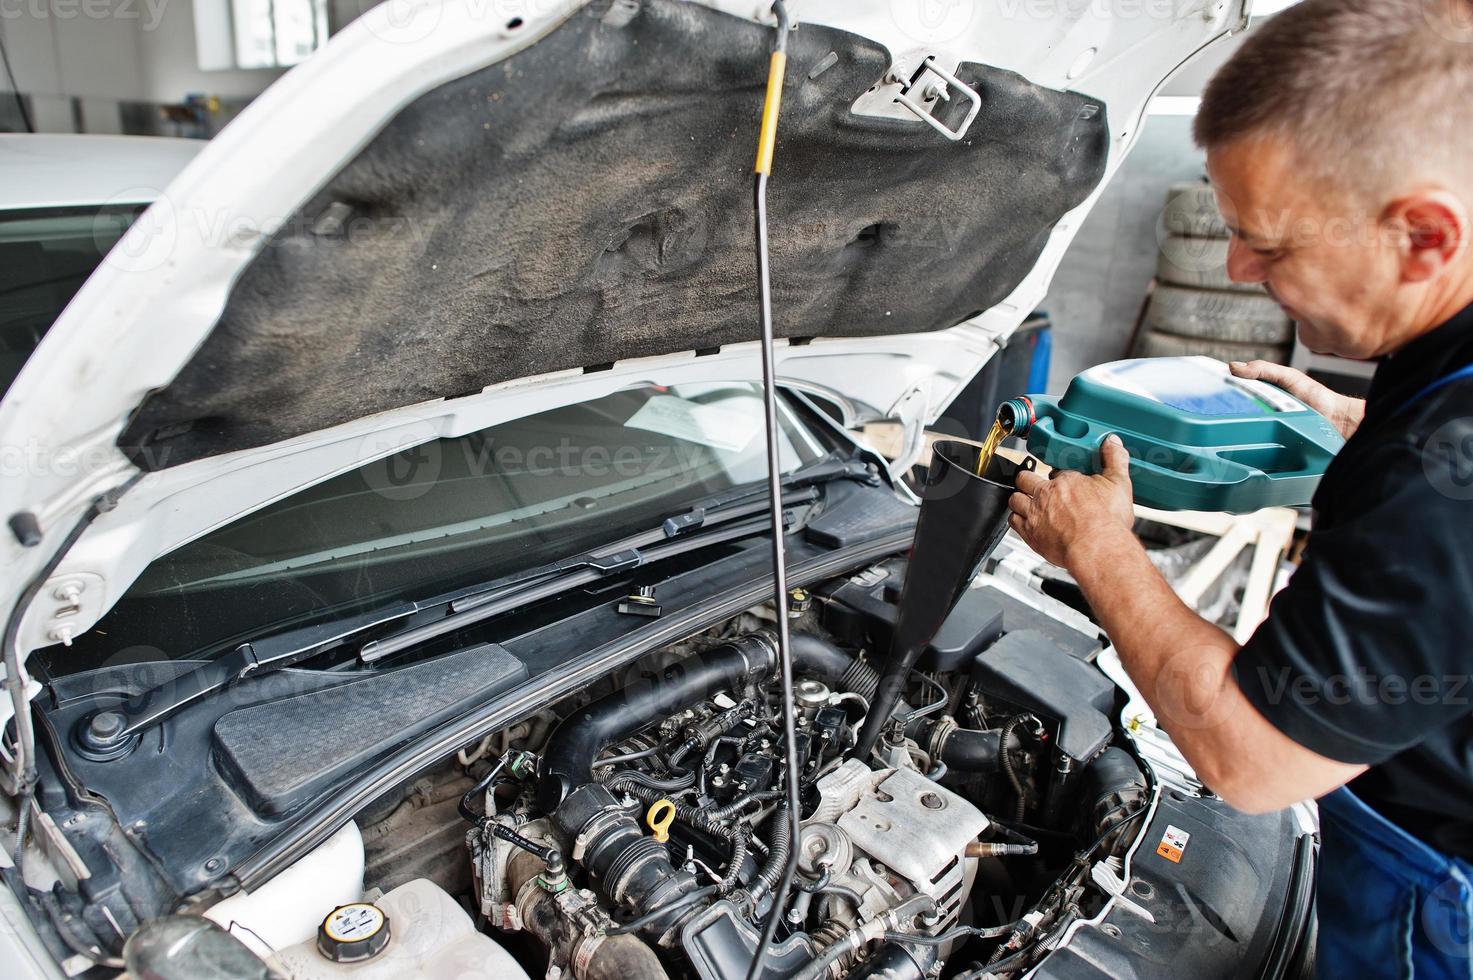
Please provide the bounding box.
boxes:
[0,3,1316,979]
[0,135,200,396]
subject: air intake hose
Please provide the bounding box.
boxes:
[553,782,700,933]
[907,716,1016,773]
[537,634,774,811]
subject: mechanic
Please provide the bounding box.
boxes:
[1005,0,1473,974]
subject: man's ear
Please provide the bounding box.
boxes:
[1384,190,1469,283]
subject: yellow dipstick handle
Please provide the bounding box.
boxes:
[646,799,676,844]
[754,51,787,175]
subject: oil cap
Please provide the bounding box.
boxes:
[317,902,390,963]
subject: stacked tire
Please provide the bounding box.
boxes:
[1132,182,1294,364]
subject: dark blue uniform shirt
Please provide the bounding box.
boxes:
[1233,302,1473,859]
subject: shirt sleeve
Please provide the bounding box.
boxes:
[1232,434,1473,765]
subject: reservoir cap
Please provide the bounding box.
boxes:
[317,902,391,963]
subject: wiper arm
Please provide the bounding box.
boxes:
[73,602,421,758]
[660,454,873,536]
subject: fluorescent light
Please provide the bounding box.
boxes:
[1250,0,1303,16]
[1148,96,1201,116]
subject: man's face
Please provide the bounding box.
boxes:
[1205,136,1407,359]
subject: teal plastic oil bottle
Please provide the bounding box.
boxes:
[999,356,1344,513]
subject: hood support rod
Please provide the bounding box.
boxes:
[3,475,141,852]
[747,5,798,979]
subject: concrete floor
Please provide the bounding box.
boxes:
[1039,114,1207,393]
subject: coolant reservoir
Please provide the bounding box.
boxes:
[268,878,528,979]
[1005,356,1343,513]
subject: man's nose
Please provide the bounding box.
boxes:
[1225,236,1268,284]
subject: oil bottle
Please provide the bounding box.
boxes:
[994,355,1342,513]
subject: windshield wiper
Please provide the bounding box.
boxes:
[452,455,871,604]
[658,454,873,535]
[354,457,873,663]
[356,487,827,663]
[70,455,873,756]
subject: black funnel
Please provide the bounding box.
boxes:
[852,440,1032,759]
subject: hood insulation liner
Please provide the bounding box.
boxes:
[119,0,1108,468]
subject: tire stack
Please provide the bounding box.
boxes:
[1131,182,1294,364]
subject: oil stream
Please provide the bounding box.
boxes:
[973,415,1015,476]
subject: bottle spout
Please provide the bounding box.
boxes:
[997,396,1035,438]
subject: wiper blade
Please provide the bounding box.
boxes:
[439,454,870,614]
[353,460,870,661]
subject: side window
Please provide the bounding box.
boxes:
[0,205,142,398]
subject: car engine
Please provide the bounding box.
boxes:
[396,568,1151,980]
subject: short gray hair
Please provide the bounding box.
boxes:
[1195,0,1473,194]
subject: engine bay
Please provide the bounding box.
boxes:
[213,562,1151,980]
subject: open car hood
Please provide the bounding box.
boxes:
[0,0,1245,664]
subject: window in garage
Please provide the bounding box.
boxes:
[195,0,329,72]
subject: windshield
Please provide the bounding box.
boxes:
[43,382,824,677]
[0,205,142,398]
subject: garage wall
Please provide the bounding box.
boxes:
[1040,110,1206,391]
[1035,11,1271,391]
[0,0,282,133]
[136,0,285,102]
[0,0,148,130]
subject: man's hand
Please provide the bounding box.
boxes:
[1230,360,1365,439]
[1008,434,1136,569]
